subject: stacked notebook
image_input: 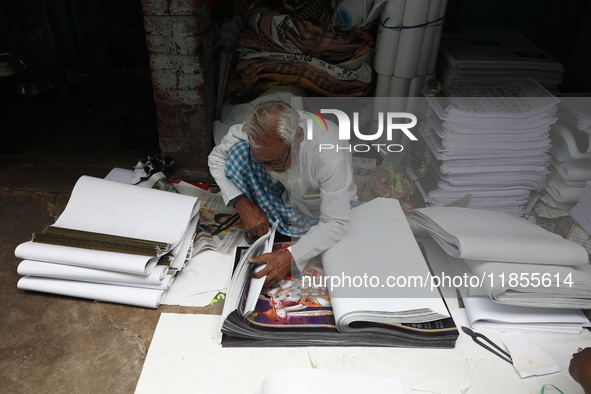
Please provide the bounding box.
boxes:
[436,25,564,90]
[407,78,559,216]
[220,198,459,348]
[412,206,591,333]
[15,176,200,308]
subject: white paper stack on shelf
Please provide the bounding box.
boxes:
[15,176,201,308]
[570,181,591,237]
[408,78,559,216]
[373,0,448,119]
[436,25,564,90]
[411,206,591,310]
[542,97,591,209]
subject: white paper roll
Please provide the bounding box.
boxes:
[375,72,391,97]
[427,0,448,75]
[389,75,411,97]
[385,76,411,142]
[18,276,166,308]
[374,0,406,74]
[373,73,391,121]
[374,26,401,75]
[393,0,431,78]
[381,0,406,24]
[407,75,426,97]
[406,76,426,115]
[416,0,442,77]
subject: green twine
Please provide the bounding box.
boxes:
[541,384,565,394]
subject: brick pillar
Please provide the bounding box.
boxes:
[141,0,215,177]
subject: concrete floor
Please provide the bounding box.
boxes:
[0,78,221,393]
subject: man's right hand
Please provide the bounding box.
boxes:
[234,197,269,243]
[570,347,591,393]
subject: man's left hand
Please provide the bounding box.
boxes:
[248,250,294,287]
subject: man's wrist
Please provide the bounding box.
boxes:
[281,249,294,263]
[229,194,246,208]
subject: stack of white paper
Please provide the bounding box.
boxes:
[412,206,591,310]
[542,98,591,209]
[15,176,201,308]
[436,25,564,90]
[409,78,559,216]
[462,296,590,334]
[419,238,591,334]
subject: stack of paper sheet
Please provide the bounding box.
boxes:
[15,176,201,308]
[436,25,564,90]
[409,78,559,216]
[419,238,591,334]
[542,97,591,209]
[461,296,591,334]
[411,206,591,310]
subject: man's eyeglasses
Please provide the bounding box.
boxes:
[248,144,291,169]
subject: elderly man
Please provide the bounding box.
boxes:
[208,100,358,286]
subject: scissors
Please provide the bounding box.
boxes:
[211,213,240,236]
[462,326,513,364]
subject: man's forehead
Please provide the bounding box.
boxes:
[251,132,285,149]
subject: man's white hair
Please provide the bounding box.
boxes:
[242,101,300,150]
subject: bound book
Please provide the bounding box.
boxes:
[219,198,459,348]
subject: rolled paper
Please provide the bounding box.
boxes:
[372,74,392,120]
[389,75,411,97]
[427,0,449,75]
[387,75,411,117]
[373,73,392,121]
[408,75,426,98]
[416,0,442,77]
[381,0,406,24]
[375,72,391,98]
[393,0,431,78]
[374,26,401,75]
[374,0,406,74]
[406,75,426,115]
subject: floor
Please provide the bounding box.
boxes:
[0,75,222,394]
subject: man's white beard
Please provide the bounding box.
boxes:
[269,157,299,187]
